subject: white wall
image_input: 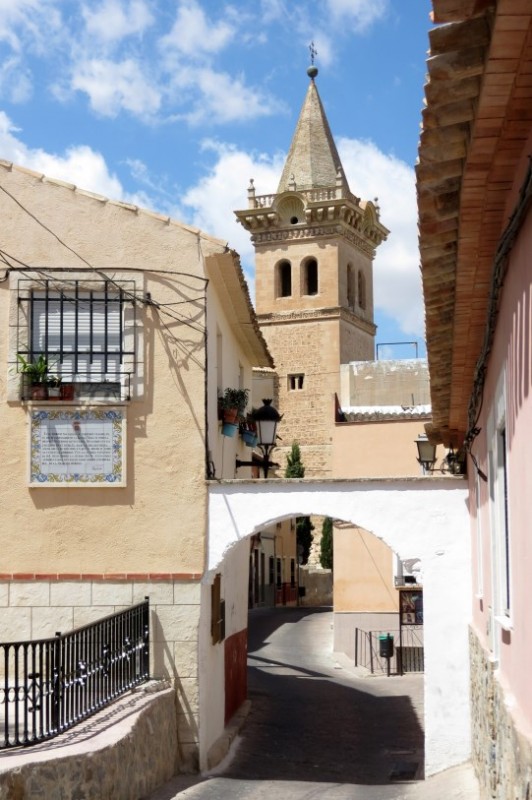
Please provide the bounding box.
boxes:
[208,477,471,776]
[198,537,250,770]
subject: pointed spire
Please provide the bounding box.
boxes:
[277,69,350,194]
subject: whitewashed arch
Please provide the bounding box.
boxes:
[208,477,471,776]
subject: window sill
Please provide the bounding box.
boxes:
[22,398,129,406]
[495,614,513,632]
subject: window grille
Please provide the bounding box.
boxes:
[16,279,137,400]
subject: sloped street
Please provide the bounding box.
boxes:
[148,607,479,799]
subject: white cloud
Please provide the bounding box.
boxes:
[160,0,235,59]
[71,59,161,118]
[81,0,154,44]
[0,57,32,103]
[326,0,389,32]
[185,69,284,125]
[338,137,422,336]
[0,111,124,199]
[180,141,284,276]
[0,0,62,53]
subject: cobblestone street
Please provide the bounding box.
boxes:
[148,608,480,799]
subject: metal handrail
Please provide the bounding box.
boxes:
[0,599,149,749]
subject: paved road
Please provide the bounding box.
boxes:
[147,607,479,800]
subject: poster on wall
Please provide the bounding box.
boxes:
[29,408,126,487]
[399,588,423,626]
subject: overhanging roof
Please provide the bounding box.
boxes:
[417,0,532,446]
[205,250,274,369]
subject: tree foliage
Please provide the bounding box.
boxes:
[285,443,313,564]
[320,517,333,570]
[296,516,314,566]
[285,442,305,478]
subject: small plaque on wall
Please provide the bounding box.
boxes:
[29,408,126,487]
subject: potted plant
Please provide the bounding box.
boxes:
[220,387,250,420]
[17,354,50,400]
[219,387,249,436]
[47,373,62,399]
[240,414,258,448]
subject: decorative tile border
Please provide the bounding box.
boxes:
[29,406,126,487]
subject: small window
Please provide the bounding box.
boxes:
[304,258,318,296]
[268,555,275,585]
[358,270,366,310]
[277,260,292,298]
[276,557,282,588]
[288,373,304,391]
[290,558,296,588]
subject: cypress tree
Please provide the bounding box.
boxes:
[320,516,333,570]
[285,443,313,564]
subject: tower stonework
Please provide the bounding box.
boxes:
[236,70,388,476]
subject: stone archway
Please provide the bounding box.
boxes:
[207,477,470,777]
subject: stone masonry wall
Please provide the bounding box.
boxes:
[0,577,201,772]
[0,685,178,799]
[470,627,532,799]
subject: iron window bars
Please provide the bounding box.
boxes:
[16,278,137,400]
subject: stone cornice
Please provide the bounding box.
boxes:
[258,305,376,335]
[250,223,377,257]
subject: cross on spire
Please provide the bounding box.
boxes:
[309,41,318,65]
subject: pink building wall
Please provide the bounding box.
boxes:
[470,129,532,731]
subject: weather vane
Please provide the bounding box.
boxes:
[309,41,317,65]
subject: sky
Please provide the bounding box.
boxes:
[0,0,434,358]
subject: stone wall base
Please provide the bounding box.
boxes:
[0,683,179,800]
[470,627,532,799]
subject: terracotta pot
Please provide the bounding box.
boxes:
[30,384,48,401]
[60,384,75,401]
[223,407,238,424]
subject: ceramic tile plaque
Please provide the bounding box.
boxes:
[29,407,126,487]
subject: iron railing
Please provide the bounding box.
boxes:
[354,626,424,676]
[0,599,149,749]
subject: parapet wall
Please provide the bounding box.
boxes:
[0,683,178,800]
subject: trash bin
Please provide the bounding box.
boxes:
[379,633,394,659]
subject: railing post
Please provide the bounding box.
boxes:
[142,597,150,678]
[369,631,374,674]
[51,632,62,732]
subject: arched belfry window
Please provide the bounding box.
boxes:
[303,258,318,296]
[277,260,292,298]
[347,264,355,309]
[358,270,366,310]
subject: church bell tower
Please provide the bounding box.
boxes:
[235,64,389,476]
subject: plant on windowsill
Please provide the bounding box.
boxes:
[219,387,249,429]
[47,373,62,399]
[17,354,50,400]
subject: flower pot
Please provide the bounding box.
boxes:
[242,430,258,448]
[30,384,48,400]
[60,383,75,401]
[47,387,61,400]
[223,407,238,425]
[222,422,238,437]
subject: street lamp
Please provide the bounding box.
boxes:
[415,435,462,475]
[236,398,282,478]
